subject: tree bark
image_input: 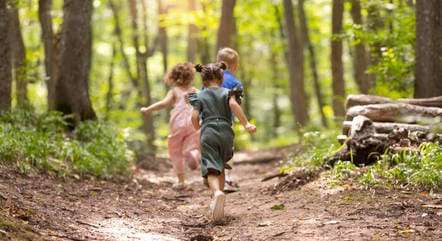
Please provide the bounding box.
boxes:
[270,51,281,137]
[298,0,327,127]
[415,0,442,98]
[187,0,198,63]
[105,43,117,118]
[216,0,236,50]
[349,0,372,94]
[158,0,168,72]
[8,6,28,107]
[346,94,442,110]
[343,121,431,135]
[283,0,308,127]
[38,0,56,110]
[130,0,156,152]
[55,0,96,122]
[331,0,346,118]
[346,103,442,124]
[199,1,211,63]
[0,0,12,112]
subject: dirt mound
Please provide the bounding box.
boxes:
[270,168,322,194]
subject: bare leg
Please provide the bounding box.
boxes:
[207,171,225,222]
[177,173,185,185]
[218,170,225,191]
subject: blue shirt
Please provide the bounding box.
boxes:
[222,70,243,90]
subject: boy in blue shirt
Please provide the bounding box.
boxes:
[217,47,243,192]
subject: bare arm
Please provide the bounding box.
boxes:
[229,96,256,133]
[140,89,175,114]
[191,109,200,130]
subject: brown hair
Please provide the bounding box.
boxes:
[195,62,227,85]
[216,47,239,70]
[164,63,195,87]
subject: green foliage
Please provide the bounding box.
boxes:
[281,128,340,173]
[0,110,133,178]
[329,143,441,191]
[358,143,442,191]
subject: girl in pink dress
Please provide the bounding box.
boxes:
[140,63,200,188]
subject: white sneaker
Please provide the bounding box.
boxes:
[210,191,225,222]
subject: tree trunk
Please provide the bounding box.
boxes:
[199,1,211,63]
[187,0,198,63]
[130,0,156,152]
[270,51,281,137]
[38,0,56,110]
[282,0,308,127]
[346,94,442,109]
[8,6,28,107]
[55,0,96,122]
[331,0,346,118]
[346,103,442,124]
[0,0,12,112]
[108,0,137,109]
[105,43,116,118]
[158,0,168,72]
[216,0,236,50]
[342,121,431,135]
[366,2,383,70]
[415,0,442,98]
[298,0,327,127]
[349,0,372,94]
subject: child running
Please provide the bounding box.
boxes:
[217,47,243,192]
[189,62,256,222]
[140,63,200,189]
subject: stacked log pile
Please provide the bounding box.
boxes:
[325,95,442,167]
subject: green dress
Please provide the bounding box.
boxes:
[189,87,236,177]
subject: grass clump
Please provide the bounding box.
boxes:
[280,129,340,173]
[358,142,442,191]
[0,110,133,178]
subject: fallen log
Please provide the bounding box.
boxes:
[342,121,431,135]
[326,115,439,167]
[346,103,442,124]
[346,94,442,109]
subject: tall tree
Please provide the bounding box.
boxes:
[415,0,442,98]
[8,5,28,107]
[216,0,236,50]
[349,0,372,94]
[187,0,198,63]
[55,0,96,122]
[130,0,156,152]
[158,0,168,73]
[38,0,57,110]
[331,0,345,118]
[298,0,327,127]
[199,1,211,63]
[0,0,12,112]
[283,0,308,126]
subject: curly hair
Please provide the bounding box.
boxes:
[194,62,227,85]
[164,63,195,87]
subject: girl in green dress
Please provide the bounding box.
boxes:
[189,62,256,222]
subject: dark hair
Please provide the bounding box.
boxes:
[194,62,227,84]
[164,62,195,87]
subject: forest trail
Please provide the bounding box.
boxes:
[1,151,441,241]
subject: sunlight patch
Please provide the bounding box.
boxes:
[98,218,180,241]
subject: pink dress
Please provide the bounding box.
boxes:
[168,87,200,175]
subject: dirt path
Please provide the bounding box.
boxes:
[0,154,441,241]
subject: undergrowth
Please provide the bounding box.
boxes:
[0,110,133,178]
[281,128,441,192]
[280,129,340,173]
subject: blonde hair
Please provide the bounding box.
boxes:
[216,47,239,70]
[164,63,195,87]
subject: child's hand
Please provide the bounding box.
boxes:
[140,107,150,115]
[245,123,256,133]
